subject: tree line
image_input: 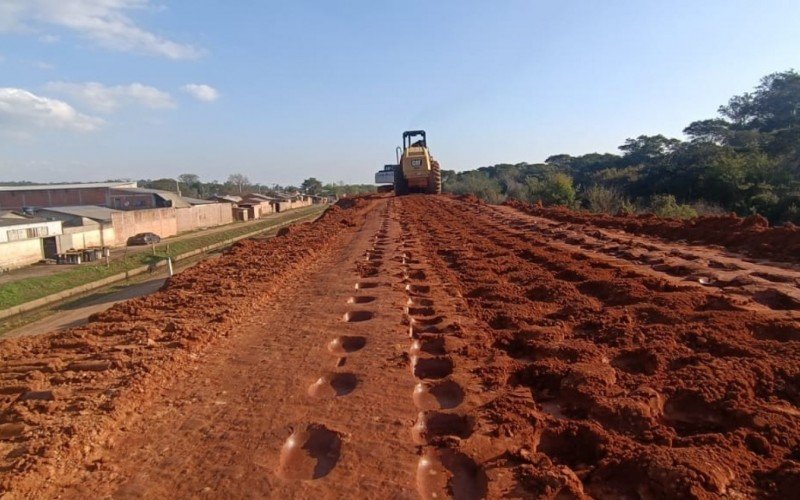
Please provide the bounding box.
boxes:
[138,174,375,199]
[444,70,800,223]
[1,175,374,200]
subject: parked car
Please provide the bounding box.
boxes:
[127,232,162,246]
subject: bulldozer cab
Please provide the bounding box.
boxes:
[403,130,427,150]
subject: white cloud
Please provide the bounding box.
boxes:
[0,87,103,133]
[39,34,60,43]
[0,0,202,60]
[181,84,219,102]
[45,81,176,113]
[29,60,55,70]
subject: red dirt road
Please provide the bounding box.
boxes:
[2,196,800,498]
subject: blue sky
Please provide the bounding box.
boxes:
[1,0,798,185]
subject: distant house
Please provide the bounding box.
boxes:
[0,182,137,211]
[211,195,242,204]
[248,192,312,213]
[241,193,279,203]
[309,194,332,205]
[182,196,217,206]
[239,193,279,218]
[36,206,118,250]
[0,215,63,269]
[36,205,118,225]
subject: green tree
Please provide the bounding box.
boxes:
[301,177,323,195]
[719,70,800,132]
[544,154,575,169]
[178,173,202,197]
[141,178,181,193]
[444,171,505,204]
[321,182,377,197]
[227,173,250,194]
[178,173,200,185]
[647,194,697,219]
[585,185,625,214]
[619,135,682,166]
[527,172,577,207]
[683,119,731,145]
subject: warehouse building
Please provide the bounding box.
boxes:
[108,187,191,210]
[0,182,137,211]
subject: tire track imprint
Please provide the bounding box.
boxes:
[485,205,800,314]
[389,200,488,499]
[279,204,392,483]
[398,195,800,498]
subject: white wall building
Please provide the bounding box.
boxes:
[0,216,63,270]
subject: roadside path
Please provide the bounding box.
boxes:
[2,277,167,340]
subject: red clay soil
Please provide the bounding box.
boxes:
[505,199,800,264]
[1,194,799,498]
[0,197,372,495]
[401,197,800,498]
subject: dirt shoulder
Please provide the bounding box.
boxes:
[0,198,372,496]
[506,199,800,265]
[0,207,327,339]
[0,205,326,311]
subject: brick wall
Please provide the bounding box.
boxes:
[0,187,110,210]
[111,208,177,245]
[176,203,234,233]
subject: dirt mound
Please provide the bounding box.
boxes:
[505,199,800,263]
[0,200,373,495]
[332,194,378,211]
[400,196,800,498]
[453,193,486,205]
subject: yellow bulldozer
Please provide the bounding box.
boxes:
[394,130,441,195]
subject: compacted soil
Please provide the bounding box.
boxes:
[1,195,799,498]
